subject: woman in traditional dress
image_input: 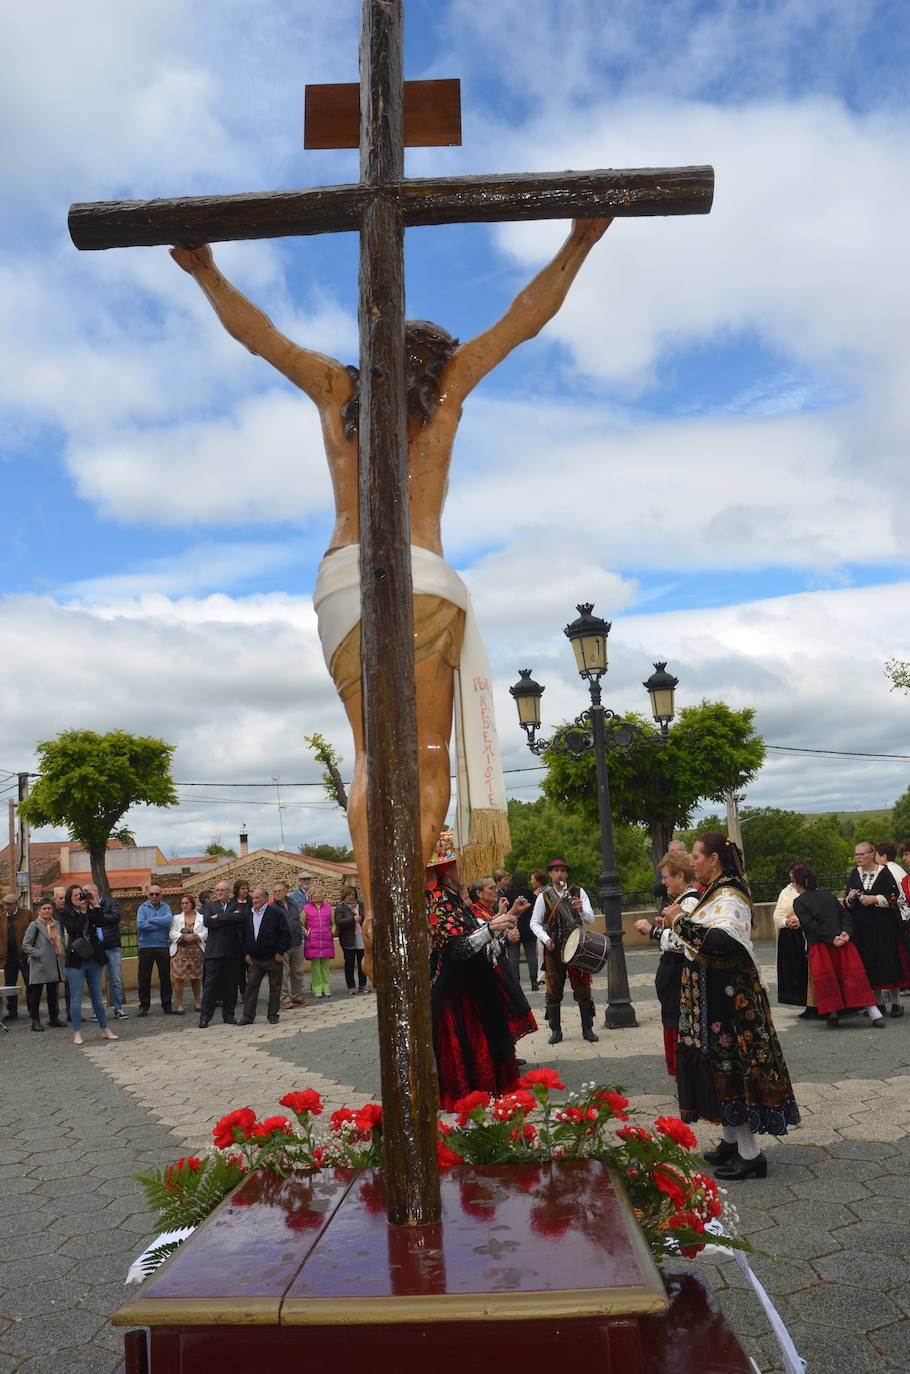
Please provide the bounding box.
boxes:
[633,848,699,1075]
[772,869,814,1017]
[791,863,881,1029]
[169,894,207,1015]
[669,832,799,1181]
[425,834,536,1110]
[845,840,908,1017]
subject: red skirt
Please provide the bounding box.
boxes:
[433,983,521,1110]
[663,1025,679,1076]
[808,941,875,1015]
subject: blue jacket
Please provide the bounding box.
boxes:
[136,900,173,948]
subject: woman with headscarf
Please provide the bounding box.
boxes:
[668,832,799,1181]
[425,833,536,1109]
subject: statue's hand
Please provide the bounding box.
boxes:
[572,217,612,242]
[170,244,214,275]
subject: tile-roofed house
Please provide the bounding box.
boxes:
[180,848,359,904]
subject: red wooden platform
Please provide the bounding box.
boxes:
[115,1161,752,1373]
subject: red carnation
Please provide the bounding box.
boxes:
[655,1116,698,1151]
[652,1165,688,1209]
[521,1122,538,1143]
[452,1091,491,1124]
[556,1106,584,1124]
[491,1090,537,1121]
[329,1107,359,1132]
[616,1125,654,1146]
[355,1103,383,1133]
[250,1115,293,1141]
[279,1090,324,1117]
[212,1107,257,1149]
[438,1142,462,1168]
[518,1068,565,1093]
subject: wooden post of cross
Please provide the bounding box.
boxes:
[67,0,713,1229]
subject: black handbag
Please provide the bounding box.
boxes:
[69,914,96,961]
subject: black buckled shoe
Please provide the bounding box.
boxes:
[714,1151,768,1181]
[701,1139,738,1166]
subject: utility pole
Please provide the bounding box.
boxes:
[724,789,745,863]
[16,774,31,905]
[271,777,287,850]
[7,799,15,894]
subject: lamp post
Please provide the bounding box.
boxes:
[510,607,678,1029]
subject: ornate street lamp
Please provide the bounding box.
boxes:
[510,606,679,1029]
[644,661,679,739]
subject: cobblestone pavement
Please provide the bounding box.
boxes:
[2,941,909,1372]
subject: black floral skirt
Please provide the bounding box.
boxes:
[676,948,800,1136]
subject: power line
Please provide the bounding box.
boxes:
[765,745,910,762]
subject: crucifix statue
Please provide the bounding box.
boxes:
[69,0,713,1228]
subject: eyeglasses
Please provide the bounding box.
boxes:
[149,891,162,896]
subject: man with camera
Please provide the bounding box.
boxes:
[135,884,175,1017]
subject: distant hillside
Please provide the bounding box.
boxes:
[801,808,892,832]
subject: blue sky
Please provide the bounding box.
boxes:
[2,0,909,852]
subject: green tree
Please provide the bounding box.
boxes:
[304,733,348,811]
[891,786,910,847]
[541,700,765,865]
[885,658,910,693]
[298,841,355,863]
[205,839,237,859]
[20,729,177,897]
[112,826,137,847]
[505,797,652,900]
[708,808,852,895]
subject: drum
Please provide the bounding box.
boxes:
[562,927,610,975]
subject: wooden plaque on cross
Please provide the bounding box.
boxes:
[68,0,713,1229]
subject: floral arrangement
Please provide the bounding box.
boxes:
[135,1070,751,1272]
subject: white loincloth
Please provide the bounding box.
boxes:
[313,544,508,847]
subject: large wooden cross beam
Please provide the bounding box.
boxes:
[68,0,713,1230]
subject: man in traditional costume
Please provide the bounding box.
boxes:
[171,220,611,924]
[844,840,908,1017]
[669,833,800,1182]
[529,858,599,1046]
[424,833,536,1110]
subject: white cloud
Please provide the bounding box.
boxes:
[2,578,908,857]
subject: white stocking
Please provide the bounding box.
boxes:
[735,1123,760,1160]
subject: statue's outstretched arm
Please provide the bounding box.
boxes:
[442,218,611,404]
[171,245,350,406]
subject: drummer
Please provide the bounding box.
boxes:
[529,858,599,1046]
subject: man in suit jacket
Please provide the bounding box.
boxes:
[239,887,291,1025]
[198,880,245,1027]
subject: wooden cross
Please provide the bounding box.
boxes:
[68,0,713,1229]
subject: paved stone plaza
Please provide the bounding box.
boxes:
[2,941,910,1372]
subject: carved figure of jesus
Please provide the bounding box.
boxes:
[172,218,610,917]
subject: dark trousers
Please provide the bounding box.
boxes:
[137,947,172,1011]
[26,981,60,1022]
[242,958,283,1021]
[200,956,241,1022]
[520,927,539,987]
[3,954,29,1016]
[343,948,367,989]
[543,947,592,1005]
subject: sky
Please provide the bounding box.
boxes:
[2,0,909,857]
